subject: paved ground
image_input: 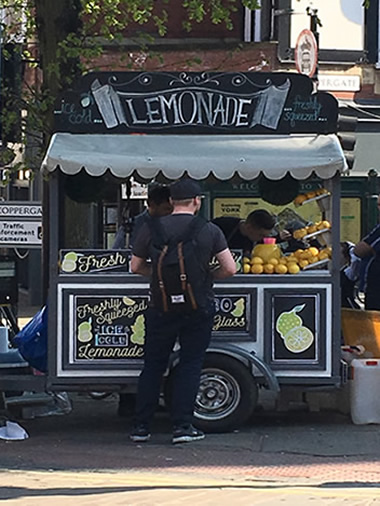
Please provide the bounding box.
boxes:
[1,394,380,504]
[1,301,379,503]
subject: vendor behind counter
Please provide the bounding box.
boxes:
[212,210,278,256]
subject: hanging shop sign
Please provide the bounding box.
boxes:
[54,71,338,135]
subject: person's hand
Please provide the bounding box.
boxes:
[279,229,292,241]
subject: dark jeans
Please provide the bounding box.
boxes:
[134,302,215,428]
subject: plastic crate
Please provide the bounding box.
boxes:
[341,308,380,358]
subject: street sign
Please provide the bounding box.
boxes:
[0,201,42,248]
[0,221,42,246]
[0,202,42,218]
[295,29,318,78]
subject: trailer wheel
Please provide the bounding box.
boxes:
[165,354,258,433]
[194,354,258,432]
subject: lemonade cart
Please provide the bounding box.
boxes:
[1,71,346,431]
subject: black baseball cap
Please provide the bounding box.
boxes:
[170,179,203,200]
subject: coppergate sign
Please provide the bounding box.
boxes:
[54,71,338,135]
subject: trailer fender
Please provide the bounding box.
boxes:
[168,342,279,394]
[206,343,280,394]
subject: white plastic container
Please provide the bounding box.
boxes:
[350,358,380,424]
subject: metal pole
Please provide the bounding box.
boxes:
[309,9,319,82]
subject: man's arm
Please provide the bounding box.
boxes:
[354,241,374,258]
[130,255,152,277]
[212,248,236,279]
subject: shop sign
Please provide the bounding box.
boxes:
[74,295,148,362]
[54,71,338,135]
[0,221,42,246]
[59,249,131,274]
[213,294,249,333]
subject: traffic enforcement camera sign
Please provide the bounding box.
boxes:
[0,202,42,248]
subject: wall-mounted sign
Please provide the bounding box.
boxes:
[213,294,250,333]
[54,71,338,135]
[210,249,243,274]
[295,29,318,78]
[0,221,42,246]
[74,295,148,362]
[318,74,361,92]
[0,203,42,217]
[0,201,42,248]
[59,249,131,274]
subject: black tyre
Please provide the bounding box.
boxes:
[165,353,258,433]
[194,354,258,432]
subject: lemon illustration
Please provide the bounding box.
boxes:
[276,304,305,338]
[131,315,145,345]
[61,252,78,273]
[231,298,245,317]
[61,259,77,273]
[283,326,314,353]
[123,296,136,306]
[78,320,93,343]
[65,252,78,261]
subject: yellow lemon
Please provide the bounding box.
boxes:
[306,225,317,234]
[243,257,251,264]
[243,263,251,274]
[268,258,279,266]
[279,257,288,265]
[294,249,304,258]
[294,194,307,206]
[299,259,309,269]
[263,263,275,274]
[321,220,331,229]
[251,256,264,264]
[275,264,288,274]
[308,256,318,264]
[286,255,297,263]
[305,191,316,200]
[284,326,314,353]
[318,251,329,261]
[308,247,319,257]
[251,264,264,274]
[288,263,300,274]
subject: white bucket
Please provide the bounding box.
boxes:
[0,326,9,353]
[350,358,380,424]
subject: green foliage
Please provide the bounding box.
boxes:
[0,0,260,176]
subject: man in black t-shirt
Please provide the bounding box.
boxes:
[130,179,236,444]
[212,210,277,255]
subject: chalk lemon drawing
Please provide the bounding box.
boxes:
[231,297,245,317]
[61,252,78,273]
[77,319,93,343]
[283,326,314,353]
[130,315,145,345]
[123,296,136,306]
[276,304,314,354]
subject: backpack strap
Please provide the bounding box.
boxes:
[157,244,169,312]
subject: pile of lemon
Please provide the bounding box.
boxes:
[242,246,332,274]
[292,220,331,240]
[293,188,329,206]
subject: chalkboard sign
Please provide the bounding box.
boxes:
[59,250,131,274]
[74,294,148,362]
[54,71,338,135]
[271,294,318,362]
[213,294,249,333]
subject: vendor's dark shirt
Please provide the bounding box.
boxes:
[212,217,253,254]
[133,213,228,299]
